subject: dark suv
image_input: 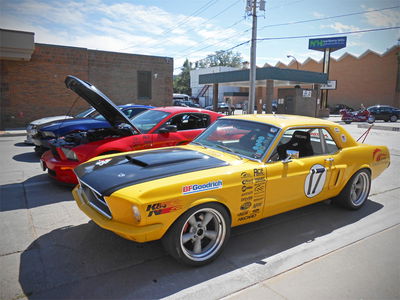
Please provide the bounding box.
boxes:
[367,105,400,122]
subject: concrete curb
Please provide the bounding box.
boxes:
[358,124,400,132]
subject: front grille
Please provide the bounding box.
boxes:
[80,182,112,219]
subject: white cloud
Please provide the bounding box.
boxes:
[362,6,400,27]
[0,0,243,61]
[322,22,361,33]
[312,12,324,18]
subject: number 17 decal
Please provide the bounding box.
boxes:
[304,164,327,198]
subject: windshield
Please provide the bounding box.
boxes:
[132,110,170,133]
[74,108,94,118]
[193,119,280,160]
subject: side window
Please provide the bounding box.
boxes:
[269,127,338,162]
[123,108,147,119]
[165,113,210,131]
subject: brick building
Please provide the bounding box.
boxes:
[0,29,173,129]
[274,46,400,110]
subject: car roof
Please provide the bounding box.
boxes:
[151,106,216,114]
[118,104,154,109]
[222,114,337,129]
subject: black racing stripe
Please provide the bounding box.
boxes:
[74,148,229,196]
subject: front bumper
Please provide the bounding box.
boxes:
[32,136,51,149]
[72,186,163,243]
[41,150,80,184]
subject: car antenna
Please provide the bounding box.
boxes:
[356,123,374,143]
[55,95,80,137]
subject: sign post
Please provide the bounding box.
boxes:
[309,37,346,110]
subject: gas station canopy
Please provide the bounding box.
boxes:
[199,66,328,87]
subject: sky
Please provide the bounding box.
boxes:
[1,0,399,74]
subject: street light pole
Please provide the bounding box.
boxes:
[287,55,299,70]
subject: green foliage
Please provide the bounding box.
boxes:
[196,50,243,68]
[173,59,193,95]
[173,51,243,95]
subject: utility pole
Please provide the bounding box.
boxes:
[246,0,265,114]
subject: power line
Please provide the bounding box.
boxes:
[119,0,220,51]
[174,5,400,62]
[257,26,400,41]
[174,26,400,70]
[258,5,400,31]
[156,0,244,54]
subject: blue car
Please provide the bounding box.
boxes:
[32,104,153,154]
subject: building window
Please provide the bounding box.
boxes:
[137,71,152,100]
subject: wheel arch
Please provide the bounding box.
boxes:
[161,198,232,239]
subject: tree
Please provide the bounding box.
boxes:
[196,50,243,68]
[173,59,193,95]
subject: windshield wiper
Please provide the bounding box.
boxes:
[215,144,243,160]
[191,141,207,149]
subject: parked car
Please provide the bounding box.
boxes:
[40,76,222,184]
[341,109,371,124]
[25,107,95,144]
[32,104,153,154]
[329,104,354,114]
[71,114,390,266]
[367,105,400,122]
[173,99,200,108]
[205,103,235,114]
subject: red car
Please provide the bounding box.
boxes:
[40,76,222,184]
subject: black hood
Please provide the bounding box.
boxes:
[74,148,229,196]
[65,76,140,133]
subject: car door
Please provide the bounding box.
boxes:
[151,113,211,148]
[263,127,343,218]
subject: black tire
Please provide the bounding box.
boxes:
[162,202,230,266]
[34,146,46,156]
[390,115,398,122]
[332,169,371,210]
[344,121,351,124]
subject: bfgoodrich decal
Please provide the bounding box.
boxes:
[182,180,223,195]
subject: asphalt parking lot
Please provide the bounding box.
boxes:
[1,121,399,300]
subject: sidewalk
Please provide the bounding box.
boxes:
[223,225,399,300]
[0,129,26,137]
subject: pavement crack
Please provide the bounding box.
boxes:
[370,186,400,196]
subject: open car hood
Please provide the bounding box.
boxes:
[65,76,140,133]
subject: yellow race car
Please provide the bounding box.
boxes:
[72,114,390,266]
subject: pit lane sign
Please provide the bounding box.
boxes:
[309,37,347,51]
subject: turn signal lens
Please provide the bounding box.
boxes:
[132,205,141,223]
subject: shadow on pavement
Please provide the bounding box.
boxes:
[0,175,73,212]
[19,199,383,299]
[12,152,40,163]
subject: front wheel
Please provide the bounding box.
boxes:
[162,203,230,266]
[333,169,371,210]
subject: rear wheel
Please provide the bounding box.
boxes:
[162,203,230,266]
[333,169,371,210]
[344,121,351,124]
[390,115,398,122]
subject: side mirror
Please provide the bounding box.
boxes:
[282,150,299,163]
[159,124,177,133]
